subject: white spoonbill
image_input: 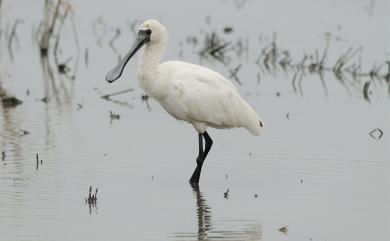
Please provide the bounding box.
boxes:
[106,20,264,184]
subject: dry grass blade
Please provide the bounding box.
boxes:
[101,88,134,100]
[363,81,371,102]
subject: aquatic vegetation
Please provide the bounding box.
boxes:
[85,186,98,214]
[35,0,79,102]
[181,23,389,100]
[0,1,387,240]
[35,153,43,170]
[0,84,22,108]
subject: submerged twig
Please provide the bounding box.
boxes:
[39,0,62,56]
[386,61,390,95]
[36,153,39,170]
[92,16,107,47]
[109,28,121,55]
[7,18,23,61]
[101,88,134,100]
[85,186,98,213]
[84,48,89,67]
[363,81,371,102]
[199,31,232,64]
[229,64,242,85]
[141,94,152,111]
[224,188,229,199]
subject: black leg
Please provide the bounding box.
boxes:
[203,131,213,159]
[189,132,213,184]
[190,133,203,184]
[197,133,204,163]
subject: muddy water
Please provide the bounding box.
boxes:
[1,0,389,241]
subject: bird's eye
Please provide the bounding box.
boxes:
[146,29,152,35]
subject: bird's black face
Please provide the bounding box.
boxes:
[105,29,152,83]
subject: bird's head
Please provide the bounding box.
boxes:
[105,19,167,83]
[139,19,167,44]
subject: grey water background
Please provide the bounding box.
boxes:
[0,0,389,240]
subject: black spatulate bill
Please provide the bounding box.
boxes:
[105,29,151,83]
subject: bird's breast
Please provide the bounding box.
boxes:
[137,71,168,101]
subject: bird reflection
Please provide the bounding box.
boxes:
[191,183,212,240]
[173,184,262,241]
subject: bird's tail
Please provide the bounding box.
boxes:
[241,101,264,136]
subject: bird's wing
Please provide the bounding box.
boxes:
[167,62,257,130]
[161,61,237,90]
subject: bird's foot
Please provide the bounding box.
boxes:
[189,166,201,184]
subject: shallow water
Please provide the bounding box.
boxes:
[1,0,389,241]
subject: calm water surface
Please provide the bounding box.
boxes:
[0,0,389,240]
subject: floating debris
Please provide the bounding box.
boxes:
[76,102,83,110]
[224,188,230,199]
[1,96,23,108]
[57,60,71,74]
[20,129,30,136]
[41,96,49,103]
[109,111,120,122]
[369,128,383,139]
[223,26,234,34]
[254,194,258,198]
[278,226,288,234]
[2,151,5,162]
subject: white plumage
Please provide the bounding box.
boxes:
[156,61,263,135]
[106,19,264,184]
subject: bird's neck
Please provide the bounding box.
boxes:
[137,41,166,99]
[138,41,165,79]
